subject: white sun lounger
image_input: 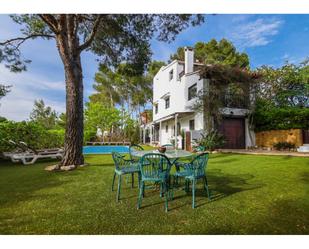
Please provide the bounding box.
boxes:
[2,140,63,165]
[11,151,63,165]
[19,141,63,154]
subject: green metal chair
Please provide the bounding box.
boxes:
[195,145,205,152]
[137,153,172,212]
[129,144,144,162]
[111,151,140,202]
[174,153,211,208]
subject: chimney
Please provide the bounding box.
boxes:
[184,46,194,74]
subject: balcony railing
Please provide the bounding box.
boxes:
[220,94,249,109]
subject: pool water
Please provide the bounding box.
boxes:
[83,145,129,154]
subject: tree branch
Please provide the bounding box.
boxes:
[0,34,55,48]
[78,16,102,52]
[38,14,59,34]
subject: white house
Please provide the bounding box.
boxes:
[141,47,255,149]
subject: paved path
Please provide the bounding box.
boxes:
[220,149,309,157]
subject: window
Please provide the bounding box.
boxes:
[189,119,195,130]
[154,103,158,114]
[165,97,170,109]
[188,83,197,100]
[165,125,168,133]
[169,69,173,81]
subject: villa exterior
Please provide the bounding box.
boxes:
[141,47,256,149]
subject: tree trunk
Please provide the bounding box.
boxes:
[60,56,84,166]
[55,17,84,167]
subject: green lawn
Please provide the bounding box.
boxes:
[0,152,308,234]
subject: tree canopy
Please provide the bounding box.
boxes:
[0,14,204,168]
[255,59,309,107]
[0,84,11,99]
[84,101,121,134]
[252,59,309,131]
[90,60,165,119]
[170,39,250,68]
[0,14,204,73]
[29,99,58,130]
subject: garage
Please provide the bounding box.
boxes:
[218,117,245,149]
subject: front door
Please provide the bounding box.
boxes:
[218,117,245,149]
[185,131,191,151]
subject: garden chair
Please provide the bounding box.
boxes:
[129,144,144,162]
[195,145,205,153]
[174,152,211,208]
[137,153,172,212]
[111,151,141,202]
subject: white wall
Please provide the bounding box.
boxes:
[153,61,186,121]
[158,112,205,147]
[153,61,206,122]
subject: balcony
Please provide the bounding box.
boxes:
[220,94,249,109]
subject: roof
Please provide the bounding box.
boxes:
[153,111,195,123]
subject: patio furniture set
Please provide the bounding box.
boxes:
[111,144,211,212]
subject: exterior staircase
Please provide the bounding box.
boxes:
[297,144,309,153]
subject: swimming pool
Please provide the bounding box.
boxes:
[83,145,129,154]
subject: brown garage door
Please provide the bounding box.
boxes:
[218,117,245,149]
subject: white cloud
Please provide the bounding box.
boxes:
[230,18,283,48]
[0,65,65,121]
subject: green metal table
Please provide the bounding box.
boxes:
[131,149,194,164]
[131,149,194,194]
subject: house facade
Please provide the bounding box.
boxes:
[141,47,255,149]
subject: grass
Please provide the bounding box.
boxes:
[0,151,308,234]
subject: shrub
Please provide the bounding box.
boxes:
[194,130,225,151]
[84,129,97,143]
[273,142,296,151]
[0,116,7,123]
[253,100,309,132]
[0,121,64,152]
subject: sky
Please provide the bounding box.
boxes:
[0,14,309,121]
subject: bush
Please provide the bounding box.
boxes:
[273,142,296,151]
[253,100,309,132]
[194,130,225,151]
[84,129,97,143]
[0,121,64,152]
[0,116,7,123]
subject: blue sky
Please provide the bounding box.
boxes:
[0,14,309,121]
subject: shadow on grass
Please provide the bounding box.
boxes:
[300,172,309,183]
[128,169,263,211]
[168,169,263,210]
[247,198,309,235]
[0,159,87,207]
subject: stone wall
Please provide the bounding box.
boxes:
[255,129,303,148]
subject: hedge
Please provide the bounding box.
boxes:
[0,121,64,152]
[253,102,309,132]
